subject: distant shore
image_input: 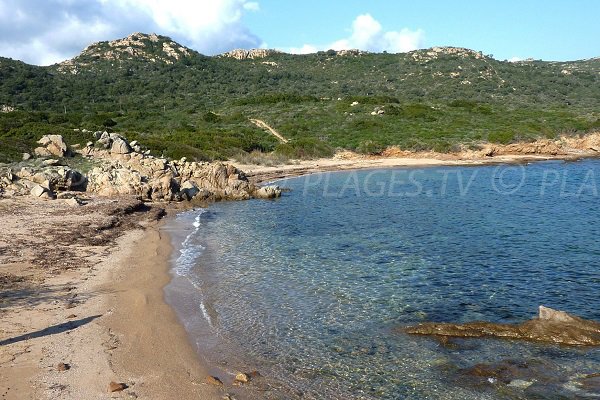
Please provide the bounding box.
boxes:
[238,152,598,185]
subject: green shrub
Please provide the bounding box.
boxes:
[275,138,334,159]
[356,139,385,155]
[488,131,515,144]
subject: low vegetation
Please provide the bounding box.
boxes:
[1,33,599,162]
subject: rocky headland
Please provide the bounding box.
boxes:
[0,130,282,203]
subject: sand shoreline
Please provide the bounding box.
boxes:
[237,152,600,184]
[0,198,221,399]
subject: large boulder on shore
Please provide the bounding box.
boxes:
[86,166,147,197]
[34,134,70,157]
[110,137,132,154]
[403,306,600,346]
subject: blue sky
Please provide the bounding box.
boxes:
[246,0,600,61]
[0,0,598,65]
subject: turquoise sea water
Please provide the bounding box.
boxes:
[165,160,600,399]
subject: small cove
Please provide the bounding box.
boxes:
[165,159,600,399]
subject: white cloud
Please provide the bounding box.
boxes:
[0,0,263,65]
[289,44,318,55]
[508,56,523,62]
[243,2,259,12]
[290,14,424,54]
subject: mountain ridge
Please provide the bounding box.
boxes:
[43,32,600,67]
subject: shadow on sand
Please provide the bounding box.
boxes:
[0,315,101,346]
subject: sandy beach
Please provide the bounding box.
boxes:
[236,152,591,184]
[0,196,221,399]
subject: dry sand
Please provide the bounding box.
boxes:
[0,196,222,399]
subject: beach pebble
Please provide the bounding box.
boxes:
[205,375,223,386]
[56,362,70,371]
[508,379,534,389]
[234,373,250,384]
[108,381,128,392]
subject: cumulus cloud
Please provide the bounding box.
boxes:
[0,0,262,65]
[290,14,424,54]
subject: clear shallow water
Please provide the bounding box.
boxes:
[165,160,600,399]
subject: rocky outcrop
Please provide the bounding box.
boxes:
[34,135,71,158]
[80,133,282,201]
[254,185,282,199]
[92,132,133,155]
[2,132,283,203]
[58,33,194,74]
[482,140,566,157]
[403,306,600,346]
[0,165,86,198]
[220,49,281,60]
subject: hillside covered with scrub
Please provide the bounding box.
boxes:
[0,32,599,163]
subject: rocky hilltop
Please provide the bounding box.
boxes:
[0,132,281,203]
[220,48,282,60]
[57,32,195,74]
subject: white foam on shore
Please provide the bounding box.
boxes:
[171,209,216,328]
[173,210,206,277]
[198,302,212,327]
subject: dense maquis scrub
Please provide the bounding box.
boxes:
[1,33,599,162]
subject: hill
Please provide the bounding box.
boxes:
[0,32,599,162]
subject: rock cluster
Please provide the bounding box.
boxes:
[1,132,282,203]
[0,164,85,199]
[221,48,281,60]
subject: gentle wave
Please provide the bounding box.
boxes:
[173,210,206,277]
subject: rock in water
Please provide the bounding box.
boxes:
[538,305,576,323]
[403,306,600,346]
[234,372,250,383]
[254,185,282,199]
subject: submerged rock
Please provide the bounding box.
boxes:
[234,372,250,384]
[403,306,600,346]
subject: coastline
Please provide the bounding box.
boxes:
[101,219,221,399]
[2,150,600,399]
[236,152,599,185]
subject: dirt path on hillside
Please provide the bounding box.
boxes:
[250,119,289,143]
